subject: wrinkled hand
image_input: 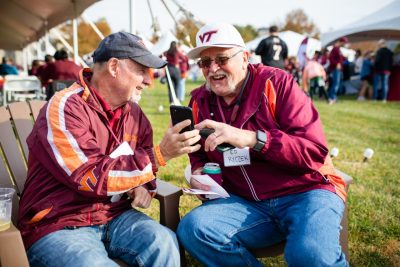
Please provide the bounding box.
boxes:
[195,120,257,152]
[190,168,210,201]
[159,119,201,161]
[127,186,152,209]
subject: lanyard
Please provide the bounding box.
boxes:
[216,71,250,124]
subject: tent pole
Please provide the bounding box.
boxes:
[35,41,41,61]
[51,29,88,67]
[44,20,50,55]
[72,0,79,64]
[72,18,79,64]
[82,14,105,40]
[129,0,136,34]
[22,47,28,74]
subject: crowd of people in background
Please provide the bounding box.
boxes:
[0,49,82,101]
[0,28,398,105]
[27,49,82,100]
[253,26,397,104]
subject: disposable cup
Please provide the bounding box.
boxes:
[0,188,15,231]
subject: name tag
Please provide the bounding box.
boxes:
[223,147,251,167]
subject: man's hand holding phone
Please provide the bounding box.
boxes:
[159,119,201,161]
[196,119,257,152]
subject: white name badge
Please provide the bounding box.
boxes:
[223,147,251,167]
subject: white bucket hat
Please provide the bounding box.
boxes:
[187,22,246,59]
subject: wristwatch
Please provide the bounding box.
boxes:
[253,130,267,152]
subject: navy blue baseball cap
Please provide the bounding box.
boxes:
[92,32,167,68]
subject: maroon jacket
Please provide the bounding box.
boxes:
[328,46,345,72]
[18,69,157,248]
[189,64,345,201]
[41,59,82,82]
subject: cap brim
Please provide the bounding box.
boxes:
[130,54,167,69]
[187,44,244,59]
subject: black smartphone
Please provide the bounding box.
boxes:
[199,128,235,152]
[170,105,194,133]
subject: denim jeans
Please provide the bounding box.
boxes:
[177,189,348,267]
[27,209,180,267]
[373,73,390,100]
[328,69,343,101]
[177,77,186,102]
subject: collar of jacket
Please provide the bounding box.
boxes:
[77,68,132,117]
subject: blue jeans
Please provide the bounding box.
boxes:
[177,77,186,102]
[27,209,180,267]
[373,73,390,100]
[177,189,348,267]
[328,69,343,101]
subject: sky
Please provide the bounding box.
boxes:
[84,0,395,39]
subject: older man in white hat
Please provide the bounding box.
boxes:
[177,22,349,267]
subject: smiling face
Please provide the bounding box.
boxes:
[199,47,249,104]
[102,58,150,108]
[118,59,150,102]
[92,58,151,109]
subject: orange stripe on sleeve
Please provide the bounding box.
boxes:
[47,85,87,175]
[264,79,277,122]
[192,100,199,125]
[28,207,53,224]
[107,164,155,195]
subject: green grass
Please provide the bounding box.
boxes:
[139,80,400,266]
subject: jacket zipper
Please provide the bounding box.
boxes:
[236,97,264,201]
[240,166,260,201]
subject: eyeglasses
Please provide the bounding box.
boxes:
[197,50,243,69]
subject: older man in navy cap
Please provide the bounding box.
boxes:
[18,32,200,267]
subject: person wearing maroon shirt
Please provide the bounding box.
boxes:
[327,37,347,104]
[18,32,201,267]
[177,22,348,267]
[164,41,186,103]
[41,49,82,100]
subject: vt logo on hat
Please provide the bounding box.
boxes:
[187,22,246,59]
[199,30,218,43]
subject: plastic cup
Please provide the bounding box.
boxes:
[0,188,15,231]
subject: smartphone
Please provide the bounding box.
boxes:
[170,105,194,133]
[199,128,235,152]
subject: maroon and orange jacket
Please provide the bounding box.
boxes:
[18,69,157,249]
[189,64,346,202]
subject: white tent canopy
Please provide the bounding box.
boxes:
[246,30,321,58]
[321,0,400,47]
[150,31,191,56]
[150,31,178,56]
[0,0,100,50]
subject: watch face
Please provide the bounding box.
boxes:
[253,130,266,152]
[257,130,267,143]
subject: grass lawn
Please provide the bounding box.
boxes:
[139,79,400,266]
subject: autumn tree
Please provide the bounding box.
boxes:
[234,24,259,43]
[58,18,112,56]
[175,18,202,47]
[281,9,320,39]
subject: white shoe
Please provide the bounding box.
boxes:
[357,96,365,101]
[328,99,336,105]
